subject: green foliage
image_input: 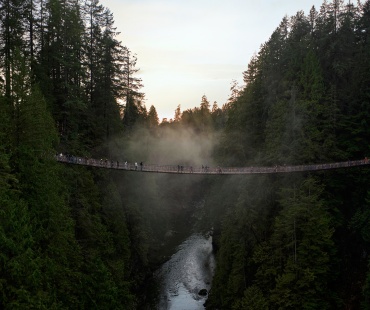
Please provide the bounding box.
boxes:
[208,2,370,309]
[232,285,269,310]
[148,105,160,129]
[2,0,370,308]
[363,257,370,310]
[207,175,277,309]
[0,198,39,308]
[0,2,140,306]
[267,178,336,309]
[17,86,59,154]
[60,166,137,308]
[349,191,370,243]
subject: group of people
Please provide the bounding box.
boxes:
[57,154,139,170]
[134,162,144,171]
[56,153,370,174]
[56,154,224,174]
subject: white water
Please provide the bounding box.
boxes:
[156,234,216,310]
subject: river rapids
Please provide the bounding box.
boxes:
[155,234,216,310]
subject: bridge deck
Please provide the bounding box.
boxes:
[56,155,370,175]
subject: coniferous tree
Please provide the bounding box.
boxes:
[0,0,28,100]
[147,105,159,129]
[85,6,124,149]
[35,0,87,151]
[174,104,181,122]
[266,178,336,309]
[208,2,370,309]
[122,49,144,130]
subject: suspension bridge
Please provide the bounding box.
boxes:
[56,154,370,175]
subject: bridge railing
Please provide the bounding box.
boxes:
[55,154,370,175]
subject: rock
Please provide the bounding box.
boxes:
[198,289,208,296]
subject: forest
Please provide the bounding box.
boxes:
[1,0,370,309]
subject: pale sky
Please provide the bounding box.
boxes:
[106,0,325,121]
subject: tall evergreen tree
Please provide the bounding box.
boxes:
[85,5,124,148]
[0,0,28,100]
[148,105,159,129]
[122,49,144,130]
[35,0,87,150]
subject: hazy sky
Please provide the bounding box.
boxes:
[107,0,325,120]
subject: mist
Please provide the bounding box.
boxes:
[109,124,219,169]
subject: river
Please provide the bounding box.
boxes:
[155,234,216,310]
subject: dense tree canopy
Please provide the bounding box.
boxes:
[205,1,370,309]
[0,0,142,308]
[1,0,370,309]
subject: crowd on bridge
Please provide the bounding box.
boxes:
[57,154,139,170]
[56,154,225,174]
[56,154,370,175]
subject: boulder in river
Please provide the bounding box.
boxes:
[198,289,208,296]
